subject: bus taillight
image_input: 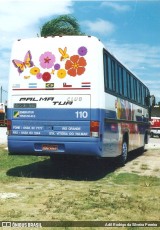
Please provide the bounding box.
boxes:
[7,120,12,135]
[90,121,99,138]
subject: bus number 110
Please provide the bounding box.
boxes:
[75,111,88,119]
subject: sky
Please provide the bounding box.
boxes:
[0,0,160,103]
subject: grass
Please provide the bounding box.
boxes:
[0,146,160,230]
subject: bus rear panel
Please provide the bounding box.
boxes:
[8,95,103,156]
[7,36,104,157]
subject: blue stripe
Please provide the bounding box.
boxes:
[8,108,92,121]
[7,108,104,156]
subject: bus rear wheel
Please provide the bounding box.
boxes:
[150,132,154,138]
[117,140,128,166]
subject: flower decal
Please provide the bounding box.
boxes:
[42,72,51,82]
[13,45,88,86]
[39,52,55,69]
[78,46,87,56]
[65,55,87,77]
[57,69,66,79]
[30,67,40,75]
[36,73,42,79]
[54,63,60,70]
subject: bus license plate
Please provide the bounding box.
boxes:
[42,144,58,151]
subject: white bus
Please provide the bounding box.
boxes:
[7,36,154,164]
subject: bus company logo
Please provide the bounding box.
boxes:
[19,97,55,102]
[19,97,73,106]
[13,111,20,118]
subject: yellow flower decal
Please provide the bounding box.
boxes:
[30,67,40,75]
[57,69,66,79]
[24,76,30,79]
[50,69,55,74]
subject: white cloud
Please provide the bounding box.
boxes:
[101,2,131,12]
[0,0,73,98]
[81,18,116,35]
[105,40,160,71]
[0,0,73,39]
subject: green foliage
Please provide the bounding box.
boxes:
[40,15,84,37]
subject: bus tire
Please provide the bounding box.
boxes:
[142,131,148,152]
[150,132,153,138]
[117,139,128,166]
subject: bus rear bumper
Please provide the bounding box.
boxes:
[8,138,103,157]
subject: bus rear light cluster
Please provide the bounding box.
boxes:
[90,121,99,138]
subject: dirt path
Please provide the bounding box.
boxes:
[116,147,160,178]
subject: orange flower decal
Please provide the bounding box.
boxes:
[65,55,87,77]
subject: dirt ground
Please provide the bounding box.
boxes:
[117,147,160,178]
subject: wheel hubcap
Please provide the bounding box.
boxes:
[122,142,127,161]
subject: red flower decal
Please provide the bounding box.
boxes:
[42,72,51,82]
[65,55,87,77]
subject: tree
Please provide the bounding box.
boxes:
[40,15,84,37]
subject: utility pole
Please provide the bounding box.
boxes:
[0,86,8,103]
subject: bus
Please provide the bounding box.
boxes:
[7,36,154,164]
[149,106,160,138]
[150,117,160,138]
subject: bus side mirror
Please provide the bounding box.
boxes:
[150,95,155,106]
[145,96,150,106]
[145,95,155,106]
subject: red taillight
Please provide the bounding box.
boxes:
[7,120,12,135]
[90,121,99,137]
[111,124,118,132]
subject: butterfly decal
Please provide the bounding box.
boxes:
[58,47,69,61]
[12,50,34,74]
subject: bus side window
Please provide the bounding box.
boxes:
[107,56,112,90]
[127,73,131,99]
[118,66,123,95]
[131,76,134,100]
[142,85,146,106]
[137,81,142,104]
[104,53,108,91]
[137,81,140,103]
[134,79,138,102]
[123,69,127,97]
[115,62,119,94]
[139,83,142,104]
[111,60,116,92]
[103,49,150,108]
